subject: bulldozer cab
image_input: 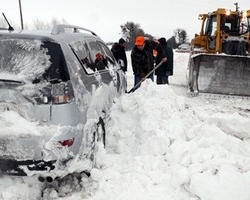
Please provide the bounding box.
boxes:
[188,5,250,98]
[198,9,249,53]
[204,15,217,50]
[221,12,241,34]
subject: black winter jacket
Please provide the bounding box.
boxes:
[155,44,174,76]
[111,44,128,72]
[131,40,166,77]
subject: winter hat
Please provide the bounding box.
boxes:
[119,38,126,45]
[135,36,145,45]
[158,37,167,45]
[96,52,103,59]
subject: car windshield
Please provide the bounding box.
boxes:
[0,38,69,83]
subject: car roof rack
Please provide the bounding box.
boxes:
[51,24,98,36]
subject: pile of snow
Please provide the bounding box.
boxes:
[1,52,250,200]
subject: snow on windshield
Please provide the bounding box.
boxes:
[0,39,51,82]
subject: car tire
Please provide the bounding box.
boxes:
[90,117,106,168]
[96,117,106,147]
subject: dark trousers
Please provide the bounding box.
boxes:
[156,75,169,84]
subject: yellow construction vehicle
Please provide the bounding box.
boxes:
[187,3,250,97]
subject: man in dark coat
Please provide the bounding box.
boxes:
[155,37,174,84]
[131,36,167,90]
[111,38,128,72]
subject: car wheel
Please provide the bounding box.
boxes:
[90,117,106,168]
[96,117,106,147]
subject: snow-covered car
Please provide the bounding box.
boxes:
[175,43,191,52]
[0,24,126,179]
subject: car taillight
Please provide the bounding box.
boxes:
[59,138,75,147]
[52,81,73,104]
[53,95,71,104]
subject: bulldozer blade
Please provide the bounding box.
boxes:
[188,54,250,97]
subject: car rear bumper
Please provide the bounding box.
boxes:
[0,159,56,176]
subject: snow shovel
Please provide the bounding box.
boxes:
[127,60,164,94]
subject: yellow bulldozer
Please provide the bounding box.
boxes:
[187,3,250,97]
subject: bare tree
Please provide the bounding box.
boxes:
[120,21,145,50]
[1,16,68,31]
[51,17,67,26]
[174,28,188,45]
[33,18,50,30]
[32,17,68,30]
[0,18,6,27]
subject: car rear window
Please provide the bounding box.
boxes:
[0,38,69,83]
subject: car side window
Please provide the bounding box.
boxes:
[70,41,96,73]
[97,42,116,66]
[88,40,115,71]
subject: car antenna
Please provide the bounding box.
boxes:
[2,13,14,31]
[234,2,239,12]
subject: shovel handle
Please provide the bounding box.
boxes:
[127,60,164,93]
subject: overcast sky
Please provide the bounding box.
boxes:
[1,0,250,42]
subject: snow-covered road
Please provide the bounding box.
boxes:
[1,51,250,200]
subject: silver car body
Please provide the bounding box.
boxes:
[0,25,126,177]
